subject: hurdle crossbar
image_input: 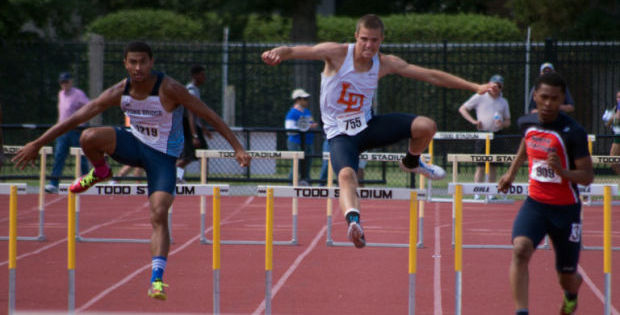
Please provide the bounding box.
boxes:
[451,182,616,314]
[257,186,425,248]
[3,184,26,315]
[196,149,304,246]
[0,146,52,242]
[59,183,228,243]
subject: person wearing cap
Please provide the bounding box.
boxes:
[459,74,511,199]
[175,64,213,183]
[527,62,575,114]
[45,72,90,193]
[285,88,318,185]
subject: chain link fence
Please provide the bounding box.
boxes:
[1,39,619,189]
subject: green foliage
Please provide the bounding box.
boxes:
[507,0,620,40]
[86,9,203,40]
[243,14,291,42]
[246,13,520,42]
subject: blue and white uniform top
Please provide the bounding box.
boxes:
[120,71,184,157]
[320,44,379,139]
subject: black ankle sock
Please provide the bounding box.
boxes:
[516,309,528,315]
[345,212,360,224]
[564,291,578,301]
[402,152,420,168]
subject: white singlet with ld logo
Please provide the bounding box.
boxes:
[530,159,562,183]
[320,44,379,139]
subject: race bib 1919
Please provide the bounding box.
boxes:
[132,123,160,143]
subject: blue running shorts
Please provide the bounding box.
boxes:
[110,127,177,196]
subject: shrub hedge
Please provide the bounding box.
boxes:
[88,10,521,42]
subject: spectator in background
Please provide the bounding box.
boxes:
[176,65,212,183]
[528,62,575,114]
[45,72,89,193]
[604,90,620,174]
[285,88,318,186]
[458,74,511,199]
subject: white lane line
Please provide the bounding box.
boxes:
[0,194,65,224]
[252,225,327,315]
[433,202,443,315]
[77,196,255,312]
[578,265,619,315]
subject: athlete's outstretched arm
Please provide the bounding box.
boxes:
[12,83,124,169]
[498,139,527,192]
[547,153,593,186]
[162,79,250,167]
[380,54,490,94]
[261,42,344,66]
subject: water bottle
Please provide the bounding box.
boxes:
[493,112,502,131]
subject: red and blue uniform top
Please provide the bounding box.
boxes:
[517,113,590,205]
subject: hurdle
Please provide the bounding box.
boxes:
[258,185,424,249]
[196,149,304,246]
[3,183,27,315]
[322,152,429,248]
[450,183,616,315]
[1,145,52,242]
[429,132,493,202]
[64,185,223,314]
[59,183,228,243]
[447,182,618,249]
[259,186,420,315]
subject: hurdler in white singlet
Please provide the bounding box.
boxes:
[120,72,184,157]
[320,44,380,139]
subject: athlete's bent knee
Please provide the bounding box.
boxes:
[412,116,437,136]
[338,167,357,185]
[512,239,534,263]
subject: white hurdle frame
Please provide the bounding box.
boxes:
[0,146,52,242]
[257,185,422,315]
[449,182,617,315]
[58,183,229,243]
[195,149,304,246]
[322,152,429,248]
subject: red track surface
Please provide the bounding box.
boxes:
[0,193,619,314]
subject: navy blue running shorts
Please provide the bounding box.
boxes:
[328,113,416,175]
[512,197,582,273]
[110,127,177,196]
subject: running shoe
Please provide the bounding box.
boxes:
[399,157,446,180]
[44,184,58,194]
[560,295,577,315]
[148,280,169,300]
[69,168,112,193]
[347,221,366,248]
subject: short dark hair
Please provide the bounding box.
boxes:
[124,41,153,59]
[534,72,566,94]
[190,64,205,75]
[356,14,384,35]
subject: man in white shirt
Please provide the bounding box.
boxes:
[459,74,511,199]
